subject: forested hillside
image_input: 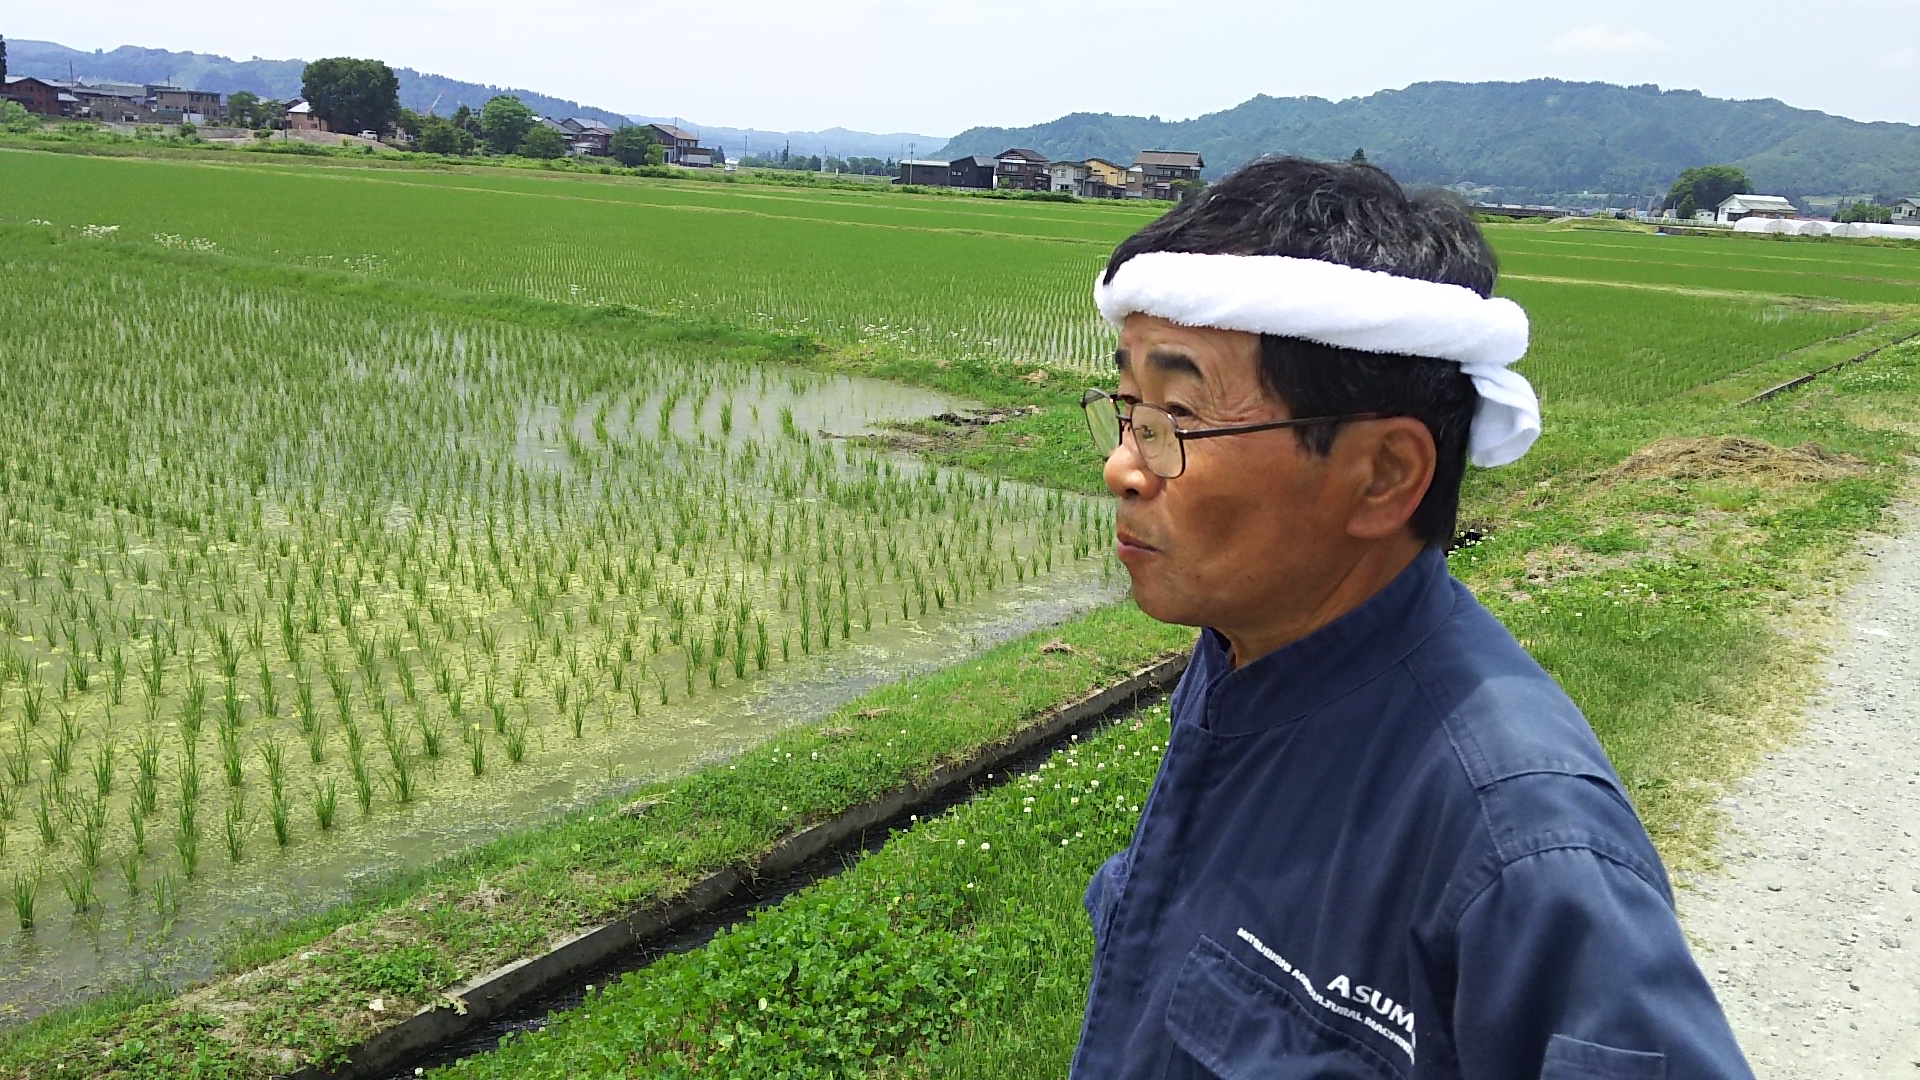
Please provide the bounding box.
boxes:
[938,80,1920,203]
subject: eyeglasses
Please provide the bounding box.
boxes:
[1080,388,1382,480]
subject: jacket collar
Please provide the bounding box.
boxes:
[1186,545,1457,736]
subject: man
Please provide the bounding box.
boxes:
[1072,158,1751,1079]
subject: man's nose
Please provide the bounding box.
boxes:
[1103,433,1161,501]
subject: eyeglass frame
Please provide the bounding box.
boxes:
[1080,388,1385,480]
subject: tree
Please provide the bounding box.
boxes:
[1675,193,1697,220]
[1662,165,1749,217]
[301,57,400,135]
[518,123,567,159]
[1350,148,1368,164]
[1836,200,1893,224]
[1,34,9,82]
[451,104,475,133]
[609,125,659,167]
[0,99,36,134]
[479,95,535,155]
[226,91,267,129]
[415,116,473,156]
[395,108,425,140]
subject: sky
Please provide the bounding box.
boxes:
[11,0,1920,135]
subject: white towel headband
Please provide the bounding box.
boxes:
[1093,251,1541,467]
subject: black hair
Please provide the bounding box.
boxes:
[1103,156,1493,546]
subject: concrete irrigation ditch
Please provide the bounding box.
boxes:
[286,651,1189,1080]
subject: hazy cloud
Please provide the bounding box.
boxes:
[1548,25,1672,55]
[1880,47,1919,71]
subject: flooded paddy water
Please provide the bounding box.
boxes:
[0,265,1120,1020]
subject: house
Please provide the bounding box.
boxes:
[1048,160,1089,195]
[1084,158,1128,199]
[645,123,722,166]
[948,155,997,189]
[646,123,699,161]
[546,117,616,156]
[1715,193,1796,223]
[1130,150,1204,200]
[1046,159,1127,199]
[285,100,328,132]
[896,159,951,186]
[1,76,70,117]
[994,148,1050,192]
[1896,198,1920,222]
[66,81,155,124]
[150,86,223,125]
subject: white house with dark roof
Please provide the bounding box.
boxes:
[1896,197,1920,221]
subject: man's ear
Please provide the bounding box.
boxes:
[1345,417,1435,541]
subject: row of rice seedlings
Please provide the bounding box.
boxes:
[0,255,1109,932]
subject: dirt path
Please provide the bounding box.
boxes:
[1678,504,1920,1077]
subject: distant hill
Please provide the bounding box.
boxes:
[8,38,947,162]
[9,38,635,128]
[937,80,1920,204]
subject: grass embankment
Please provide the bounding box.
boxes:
[424,346,1920,1077]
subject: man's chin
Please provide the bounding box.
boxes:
[1122,573,1204,629]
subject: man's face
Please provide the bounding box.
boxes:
[1104,314,1358,635]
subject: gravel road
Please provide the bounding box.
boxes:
[1678,504,1920,1078]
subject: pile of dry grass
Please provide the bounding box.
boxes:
[1606,436,1866,485]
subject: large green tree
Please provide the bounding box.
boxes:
[518,124,567,160]
[479,95,536,155]
[415,116,475,156]
[225,90,270,129]
[609,125,661,167]
[1,35,9,82]
[301,57,400,135]
[1662,165,1751,216]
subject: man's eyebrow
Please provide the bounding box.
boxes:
[1145,346,1203,379]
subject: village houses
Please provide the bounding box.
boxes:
[896,147,1205,201]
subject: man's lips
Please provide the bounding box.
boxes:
[1114,527,1158,555]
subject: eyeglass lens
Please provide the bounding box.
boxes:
[1081,391,1184,479]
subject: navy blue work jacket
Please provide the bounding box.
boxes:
[1073,547,1752,1080]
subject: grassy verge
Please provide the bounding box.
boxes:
[419,342,1920,1078]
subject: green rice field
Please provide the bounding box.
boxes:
[0,146,1918,1075]
[0,223,1117,1015]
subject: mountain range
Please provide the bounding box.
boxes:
[936,80,1920,204]
[6,39,945,161]
[12,38,1917,201]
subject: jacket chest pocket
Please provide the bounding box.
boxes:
[1165,936,1405,1080]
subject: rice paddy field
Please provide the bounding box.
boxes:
[1,146,1919,1075]
[0,219,1120,1013]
